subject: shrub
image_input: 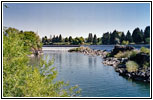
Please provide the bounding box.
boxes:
[121,40,129,45]
[140,47,150,54]
[143,62,150,70]
[145,38,150,44]
[129,50,139,58]
[3,28,81,97]
[126,61,139,72]
[114,50,138,58]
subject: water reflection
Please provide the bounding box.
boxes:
[30,49,150,97]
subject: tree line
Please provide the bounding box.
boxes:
[42,26,150,45]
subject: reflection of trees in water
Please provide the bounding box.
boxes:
[29,56,41,67]
[121,75,150,89]
[88,56,97,69]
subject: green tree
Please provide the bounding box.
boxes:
[55,36,59,42]
[102,32,110,44]
[126,30,133,43]
[132,28,143,44]
[97,38,100,43]
[3,28,81,97]
[120,32,126,44]
[65,37,69,42]
[93,34,97,45]
[87,33,93,43]
[69,36,73,43]
[72,37,84,45]
[52,35,56,43]
[59,34,62,42]
[110,30,120,44]
[79,37,85,43]
[144,26,150,44]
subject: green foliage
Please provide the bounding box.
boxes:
[126,30,133,43]
[87,33,93,43]
[102,32,110,44]
[110,30,120,44]
[140,47,150,54]
[126,61,139,72]
[106,53,113,57]
[145,38,150,44]
[65,37,69,42]
[20,31,42,50]
[121,40,129,45]
[120,32,126,43]
[143,62,150,70]
[132,28,143,44]
[3,28,81,97]
[71,37,84,45]
[93,34,97,45]
[144,26,150,44]
[69,36,73,43]
[114,50,138,59]
[59,34,62,42]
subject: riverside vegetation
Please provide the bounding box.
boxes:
[42,26,150,45]
[69,45,150,83]
[3,27,81,97]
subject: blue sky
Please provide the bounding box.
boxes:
[3,3,150,38]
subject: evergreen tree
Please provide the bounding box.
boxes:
[69,36,73,43]
[102,32,110,44]
[132,28,143,44]
[52,35,56,43]
[97,38,100,43]
[110,30,120,44]
[144,26,150,44]
[93,34,97,45]
[120,32,126,43]
[55,36,59,42]
[126,30,133,43]
[65,37,69,42]
[59,34,62,42]
[87,33,93,43]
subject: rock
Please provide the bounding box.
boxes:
[117,64,126,68]
[69,46,108,57]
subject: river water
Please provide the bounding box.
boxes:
[30,45,150,97]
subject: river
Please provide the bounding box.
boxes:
[30,45,150,97]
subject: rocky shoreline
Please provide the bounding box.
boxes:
[68,45,150,83]
[28,48,43,57]
[68,46,108,57]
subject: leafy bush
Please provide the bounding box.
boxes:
[3,28,81,97]
[126,61,139,72]
[121,40,129,45]
[140,47,150,54]
[114,50,138,58]
[143,62,150,70]
[145,38,150,44]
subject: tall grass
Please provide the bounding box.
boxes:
[140,47,150,54]
[114,50,138,58]
[126,61,139,72]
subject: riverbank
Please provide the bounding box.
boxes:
[43,45,80,47]
[68,46,108,57]
[68,45,150,83]
[27,48,43,57]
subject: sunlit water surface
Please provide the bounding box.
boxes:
[30,45,150,97]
